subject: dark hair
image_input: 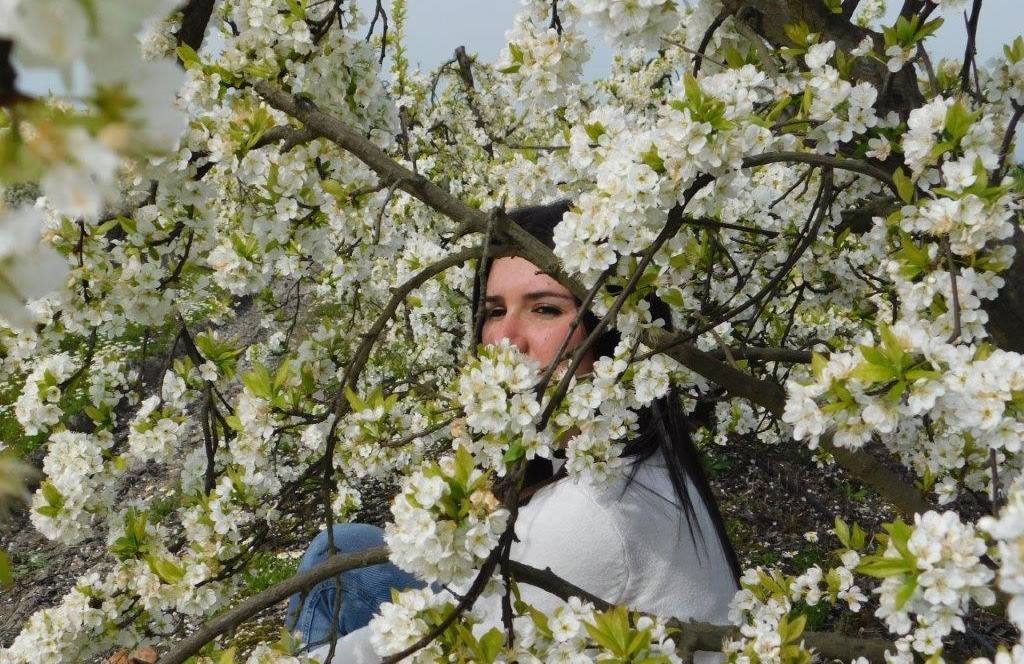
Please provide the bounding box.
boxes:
[474,200,741,584]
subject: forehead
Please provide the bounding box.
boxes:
[485,257,570,296]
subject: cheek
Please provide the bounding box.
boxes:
[480,321,496,345]
[540,318,586,354]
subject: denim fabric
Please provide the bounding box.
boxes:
[286,523,425,650]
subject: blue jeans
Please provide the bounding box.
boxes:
[286,523,425,650]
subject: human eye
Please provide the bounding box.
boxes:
[485,306,506,318]
[533,304,564,317]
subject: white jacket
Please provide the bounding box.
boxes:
[310,454,736,663]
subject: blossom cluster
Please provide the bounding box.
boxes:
[0,0,187,325]
[368,586,684,663]
[13,352,77,436]
[496,0,591,108]
[979,478,1024,635]
[384,446,510,585]
[569,0,680,47]
[784,321,1024,501]
[455,340,553,473]
[861,512,994,660]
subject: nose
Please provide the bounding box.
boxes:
[487,312,529,356]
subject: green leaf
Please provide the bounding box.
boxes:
[894,574,918,609]
[453,444,476,486]
[682,72,701,101]
[851,362,895,383]
[896,233,931,278]
[1005,36,1024,63]
[883,518,915,562]
[507,42,525,65]
[176,44,200,69]
[584,122,606,142]
[892,167,915,203]
[886,380,907,402]
[41,481,64,510]
[834,517,851,548]
[321,179,348,200]
[640,146,666,174]
[503,442,525,465]
[858,344,890,368]
[285,0,306,19]
[242,364,274,400]
[856,555,913,578]
[112,509,150,560]
[914,16,944,42]
[478,628,504,662]
[944,100,976,142]
[850,522,867,550]
[811,352,828,379]
[780,613,807,645]
[344,385,366,412]
[783,21,812,47]
[273,361,292,391]
[146,555,185,584]
[0,548,12,589]
[878,323,904,360]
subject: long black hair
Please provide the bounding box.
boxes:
[473,200,741,584]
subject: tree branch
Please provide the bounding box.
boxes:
[175,0,217,52]
[958,0,984,94]
[743,152,896,194]
[158,546,390,664]
[506,559,898,662]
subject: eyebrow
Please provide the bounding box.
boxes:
[485,291,577,303]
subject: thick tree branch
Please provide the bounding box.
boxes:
[175,0,217,52]
[506,559,898,662]
[0,40,21,107]
[711,346,812,363]
[158,546,390,664]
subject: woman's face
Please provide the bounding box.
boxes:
[481,257,595,375]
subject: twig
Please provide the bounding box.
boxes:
[538,175,714,431]
[549,0,563,35]
[995,102,1024,180]
[472,206,501,346]
[684,216,779,239]
[533,265,614,400]
[692,11,727,74]
[661,37,728,70]
[743,152,896,194]
[991,448,1003,512]
[373,178,407,244]
[942,237,962,344]
[958,0,984,94]
[364,0,389,63]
